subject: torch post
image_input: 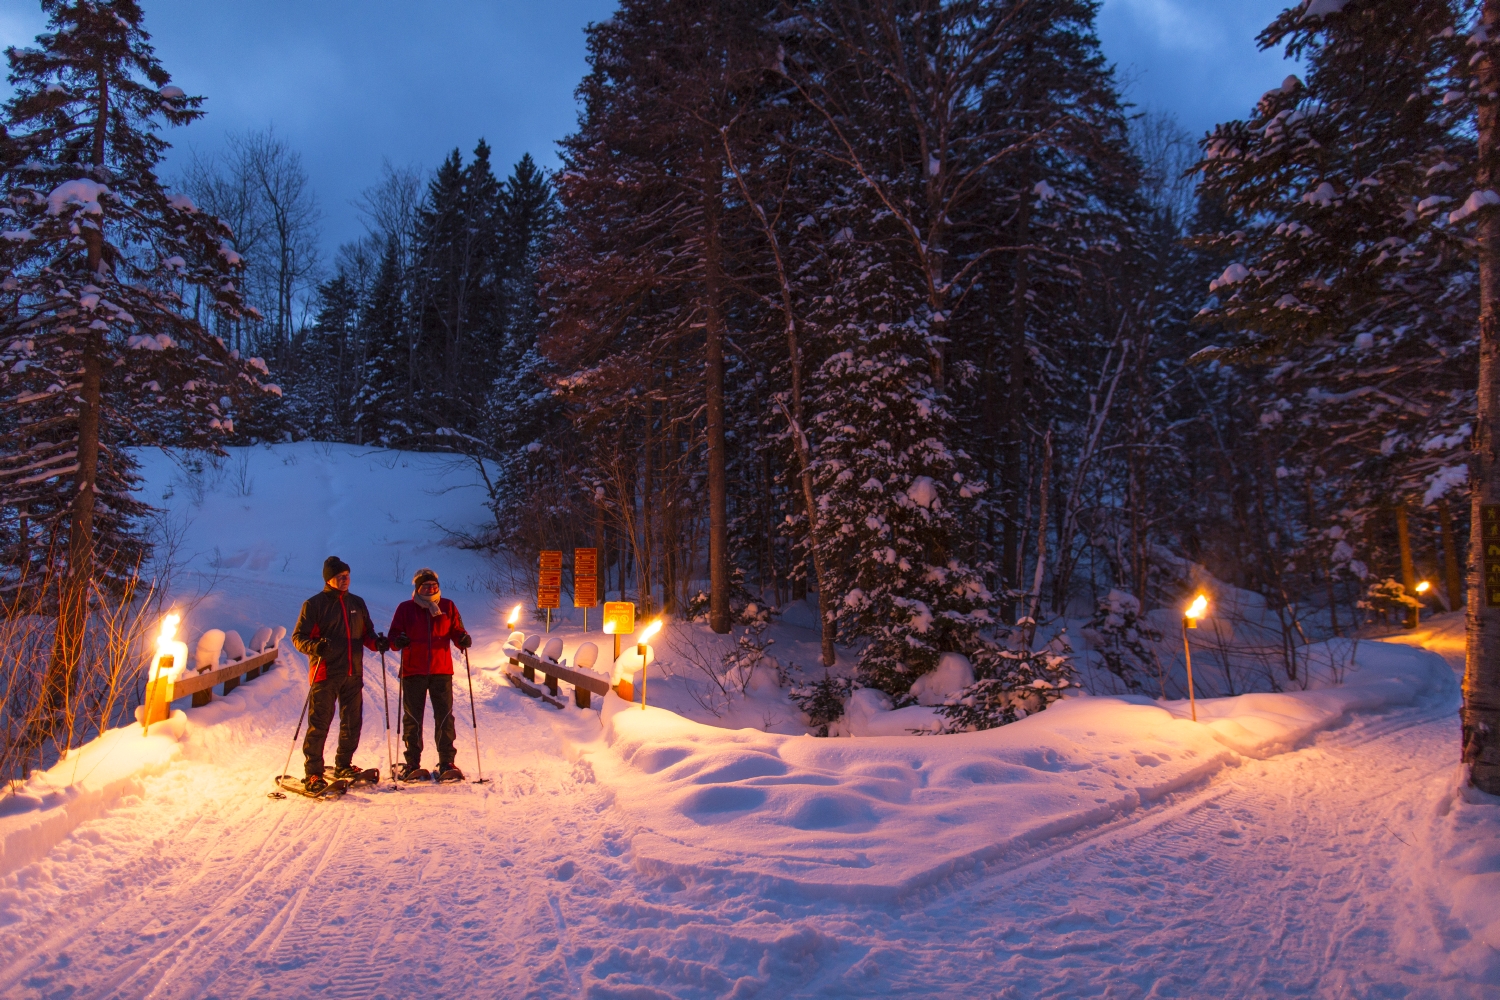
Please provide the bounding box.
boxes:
[1181,594,1208,722]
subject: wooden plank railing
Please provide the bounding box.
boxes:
[173,647,279,706]
[504,646,611,708]
[143,646,282,728]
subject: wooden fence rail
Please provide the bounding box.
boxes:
[142,646,280,729]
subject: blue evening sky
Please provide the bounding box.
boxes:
[1,0,1297,255]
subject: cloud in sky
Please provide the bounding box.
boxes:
[1098,0,1300,137]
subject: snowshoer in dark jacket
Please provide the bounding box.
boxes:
[388,567,471,780]
[292,557,389,792]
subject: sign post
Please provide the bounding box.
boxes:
[538,550,562,632]
[603,601,635,661]
[574,547,598,632]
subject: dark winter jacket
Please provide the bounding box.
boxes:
[389,598,468,678]
[293,587,380,683]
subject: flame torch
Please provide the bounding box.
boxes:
[637,619,662,710]
[1183,594,1208,722]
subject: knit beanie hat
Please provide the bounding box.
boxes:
[412,567,439,588]
[323,556,350,583]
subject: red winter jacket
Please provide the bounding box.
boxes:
[389,598,468,678]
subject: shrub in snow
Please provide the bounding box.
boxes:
[1081,591,1163,694]
[937,630,1077,732]
[789,672,854,737]
[1360,577,1422,624]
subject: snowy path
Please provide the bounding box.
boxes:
[0,682,1489,998]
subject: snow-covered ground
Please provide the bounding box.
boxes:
[0,444,1495,998]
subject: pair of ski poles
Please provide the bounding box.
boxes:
[378,641,487,785]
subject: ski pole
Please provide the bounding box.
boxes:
[379,647,398,789]
[270,680,314,799]
[462,648,487,784]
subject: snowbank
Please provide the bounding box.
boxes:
[0,653,295,878]
[571,636,1456,898]
[0,713,186,878]
[1429,778,1500,960]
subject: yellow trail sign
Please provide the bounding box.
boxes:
[603,601,635,636]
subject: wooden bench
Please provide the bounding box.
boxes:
[505,646,611,709]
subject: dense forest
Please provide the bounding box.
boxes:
[0,0,1483,742]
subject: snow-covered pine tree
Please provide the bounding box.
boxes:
[1082,589,1164,694]
[802,235,999,699]
[0,0,272,738]
[1193,0,1475,594]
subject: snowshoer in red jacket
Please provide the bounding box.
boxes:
[291,557,389,793]
[389,568,471,780]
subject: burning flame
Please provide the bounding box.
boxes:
[1415,580,1431,594]
[158,612,181,647]
[1185,594,1208,620]
[506,603,521,628]
[638,619,663,644]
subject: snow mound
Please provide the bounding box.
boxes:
[909,652,974,706]
[574,637,1455,898]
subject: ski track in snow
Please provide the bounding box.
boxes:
[0,677,1489,998]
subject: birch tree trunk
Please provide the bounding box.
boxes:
[1466,0,1500,793]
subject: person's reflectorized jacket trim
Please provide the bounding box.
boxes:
[293,587,379,683]
[388,598,468,678]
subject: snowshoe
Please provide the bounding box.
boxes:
[272,774,350,800]
[434,765,465,783]
[333,765,379,785]
[397,764,431,783]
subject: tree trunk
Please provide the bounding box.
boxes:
[1440,498,1463,613]
[1002,197,1031,612]
[40,58,110,743]
[1396,503,1416,595]
[641,396,654,617]
[1467,0,1500,793]
[702,158,731,634]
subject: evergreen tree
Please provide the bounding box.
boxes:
[354,236,409,445]
[410,141,501,437]
[0,0,273,740]
[1193,0,1475,541]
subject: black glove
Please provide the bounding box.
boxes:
[391,632,410,651]
[454,632,472,650]
[312,638,330,659]
[375,633,391,653]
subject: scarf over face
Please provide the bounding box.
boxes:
[414,585,442,616]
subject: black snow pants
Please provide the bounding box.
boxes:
[303,671,363,776]
[401,673,456,769]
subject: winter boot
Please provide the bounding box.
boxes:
[435,763,464,782]
[304,774,329,794]
[397,762,430,782]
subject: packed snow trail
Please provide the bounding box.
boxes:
[0,683,1489,997]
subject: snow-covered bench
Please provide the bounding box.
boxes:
[503,632,611,709]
